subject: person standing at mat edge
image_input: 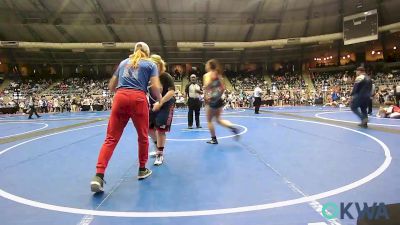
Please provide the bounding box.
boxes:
[148,54,176,166]
[185,74,203,129]
[27,95,41,119]
[350,66,372,128]
[253,84,262,114]
[367,79,375,115]
[203,59,240,144]
[395,84,400,107]
[91,42,162,193]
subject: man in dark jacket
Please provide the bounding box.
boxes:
[395,84,400,107]
[350,67,372,128]
[28,95,41,119]
[367,80,375,115]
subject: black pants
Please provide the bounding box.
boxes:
[351,97,368,123]
[41,106,48,113]
[188,98,201,127]
[367,98,373,114]
[254,97,262,113]
[396,95,400,107]
[28,106,40,118]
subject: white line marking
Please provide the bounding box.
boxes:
[0,122,49,139]
[77,165,136,225]
[181,129,209,132]
[0,108,243,122]
[0,117,106,122]
[0,124,106,156]
[315,111,400,127]
[241,136,342,225]
[174,108,246,115]
[267,165,341,225]
[167,122,247,141]
[369,115,399,120]
[0,116,391,217]
[77,215,94,225]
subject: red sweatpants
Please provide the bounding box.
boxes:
[96,89,149,174]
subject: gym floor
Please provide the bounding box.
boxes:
[0,106,399,225]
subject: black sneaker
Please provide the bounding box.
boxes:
[90,175,105,193]
[138,168,152,180]
[359,118,368,128]
[358,123,368,128]
[206,139,218,144]
[196,126,202,129]
[188,126,193,129]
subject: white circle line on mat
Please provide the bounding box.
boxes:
[167,122,247,141]
[0,122,49,139]
[0,116,107,122]
[315,111,400,127]
[173,108,246,115]
[0,115,392,217]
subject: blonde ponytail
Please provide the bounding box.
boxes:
[150,54,166,73]
[129,49,148,69]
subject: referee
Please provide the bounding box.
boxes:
[185,74,203,129]
[27,95,41,119]
[395,84,400,107]
[253,84,262,114]
[350,66,372,128]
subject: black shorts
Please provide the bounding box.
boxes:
[208,99,224,109]
[149,100,175,132]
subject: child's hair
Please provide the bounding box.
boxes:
[150,54,166,73]
[206,59,222,75]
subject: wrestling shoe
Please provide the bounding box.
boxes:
[358,118,368,128]
[149,145,158,158]
[154,153,164,166]
[231,127,240,141]
[138,168,152,180]
[149,151,157,157]
[90,175,105,193]
[149,142,158,157]
[206,138,218,144]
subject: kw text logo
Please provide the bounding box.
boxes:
[321,202,389,220]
